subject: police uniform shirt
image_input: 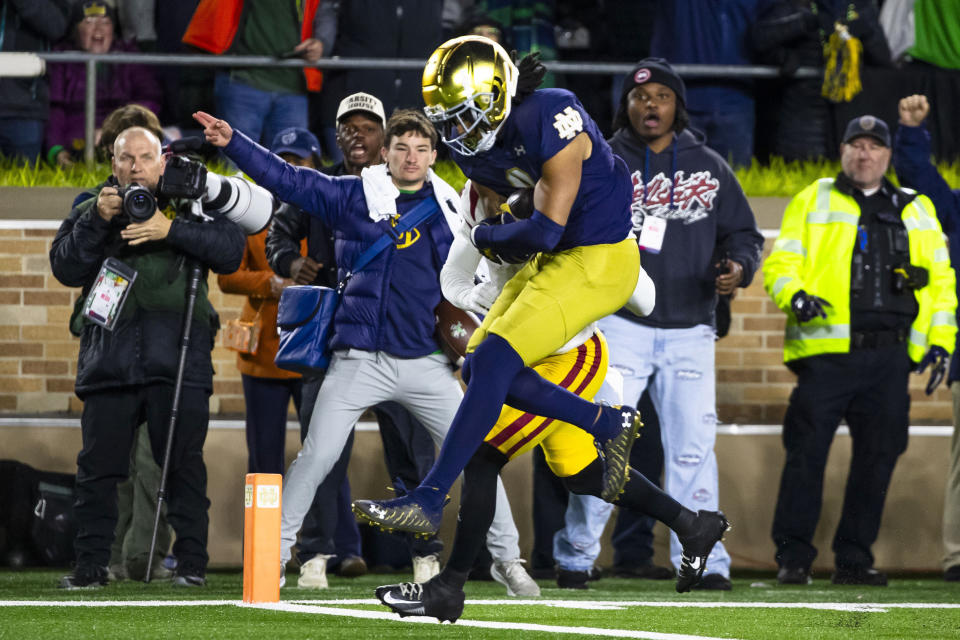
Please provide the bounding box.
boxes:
[842,174,919,333]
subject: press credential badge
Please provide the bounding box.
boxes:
[82,257,137,330]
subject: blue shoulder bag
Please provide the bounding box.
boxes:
[274,198,441,374]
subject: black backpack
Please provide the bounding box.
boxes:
[0,460,77,567]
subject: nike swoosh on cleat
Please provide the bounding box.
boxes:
[381,591,422,607]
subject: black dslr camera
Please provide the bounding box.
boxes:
[117,156,207,224]
[118,183,158,223]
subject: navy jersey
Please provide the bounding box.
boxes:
[452,88,632,250]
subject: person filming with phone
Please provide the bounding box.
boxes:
[50,126,247,590]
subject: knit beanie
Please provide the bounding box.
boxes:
[619,57,687,107]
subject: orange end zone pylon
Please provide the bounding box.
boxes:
[243,473,282,603]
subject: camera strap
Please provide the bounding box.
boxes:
[337,198,441,293]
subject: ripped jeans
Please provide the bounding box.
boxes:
[554,315,730,576]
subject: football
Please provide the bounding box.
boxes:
[504,187,535,220]
[434,299,481,367]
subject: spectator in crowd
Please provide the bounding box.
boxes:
[0,0,69,162]
[650,1,775,167]
[115,0,157,51]
[764,114,956,586]
[266,96,455,586]
[752,0,891,161]
[314,1,444,162]
[473,0,558,86]
[46,0,163,168]
[553,58,763,590]
[154,0,207,131]
[195,107,538,596]
[216,208,298,478]
[901,1,960,70]
[892,94,960,582]
[51,126,246,588]
[183,0,336,146]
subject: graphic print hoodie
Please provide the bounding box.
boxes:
[609,126,763,329]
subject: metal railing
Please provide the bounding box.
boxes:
[32,51,823,165]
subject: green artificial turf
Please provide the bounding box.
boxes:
[1,569,958,639]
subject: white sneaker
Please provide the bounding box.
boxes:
[412,554,441,583]
[491,558,541,597]
[298,554,334,589]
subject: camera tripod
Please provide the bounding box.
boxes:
[144,255,203,583]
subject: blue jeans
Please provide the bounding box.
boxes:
[688,106,755,168]
[558,315,731,576]
[0,118,44,163]
[554,492,612,572]
[214,73,308,146]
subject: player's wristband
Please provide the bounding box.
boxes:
[471,210,564,254]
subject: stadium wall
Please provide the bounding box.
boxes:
[0,189,952,571]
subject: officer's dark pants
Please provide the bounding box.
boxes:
[772,344,911,571]
[74,384,211,570]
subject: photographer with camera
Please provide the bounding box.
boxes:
[50,126,247,589]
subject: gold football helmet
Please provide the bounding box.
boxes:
[422,35,518,156]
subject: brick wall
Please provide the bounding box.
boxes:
[0,225,249,415]
[0,223,954,422]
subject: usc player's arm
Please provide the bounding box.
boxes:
[534,131,592,227]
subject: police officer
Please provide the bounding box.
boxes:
[764,115,957,587]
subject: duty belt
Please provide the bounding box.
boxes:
[850,328,907,350]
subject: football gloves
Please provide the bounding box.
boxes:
[790,290,832,323]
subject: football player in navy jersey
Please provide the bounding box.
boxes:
[354,38,729,578]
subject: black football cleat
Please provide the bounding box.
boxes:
[353,491,445,535]
[676,510,730,593]
[59,565,108,590]
[375,577,465,623]
[597,405,643,502]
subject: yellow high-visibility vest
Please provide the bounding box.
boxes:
[764,177,957,363]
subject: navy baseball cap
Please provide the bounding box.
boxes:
[270,127,321,158]
[842,115,891,147]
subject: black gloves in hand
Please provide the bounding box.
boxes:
[916,345,949,395]
[790,290,832,323]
